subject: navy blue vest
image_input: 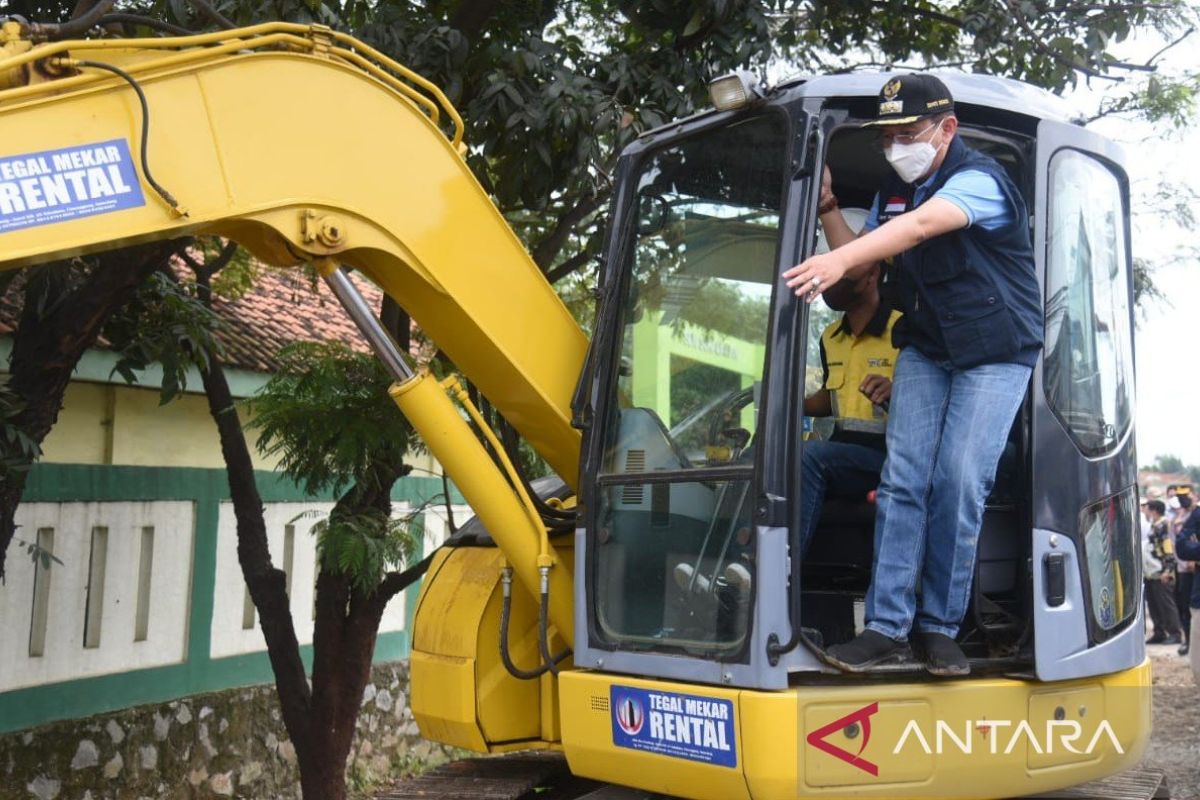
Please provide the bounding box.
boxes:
[877,137,1042,369]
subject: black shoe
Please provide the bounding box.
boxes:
[915,631,971,677]
[824,630,912,672]
[1163,634,1183,646]
[1146,633,1167,645]
[1180,643,1190,657]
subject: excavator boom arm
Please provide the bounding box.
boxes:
[0,22,586,487]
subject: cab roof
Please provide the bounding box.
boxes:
[777,71,1081,125]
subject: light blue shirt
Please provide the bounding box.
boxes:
[862,168,1014,233]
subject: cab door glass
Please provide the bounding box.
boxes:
[595,113,786,658]
[1043,150,1134,456]
[604,117,783,473]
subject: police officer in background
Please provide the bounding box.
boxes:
[784,74,1042,675]
[1143,498,1182,645]
[799,261,899,556]
[1174,490,1200,680]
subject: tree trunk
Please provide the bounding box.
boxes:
[306,571,389,800]
[196,351,318,766]
[0,240,184,579]
[306,468,406,799]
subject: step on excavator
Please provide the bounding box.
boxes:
[0,20,1163,800]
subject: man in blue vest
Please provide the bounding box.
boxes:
[784,74,1042,675]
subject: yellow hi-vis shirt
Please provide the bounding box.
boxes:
[820,305,902,445]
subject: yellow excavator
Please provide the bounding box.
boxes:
[0,21,1158,800]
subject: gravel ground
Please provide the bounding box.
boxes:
[1142,643,1199,799]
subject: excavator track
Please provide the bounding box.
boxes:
[375,754,1169,800]
[375,753,601,800]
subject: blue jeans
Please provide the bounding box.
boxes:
[800,440,886,555]
[865,348,1032,640]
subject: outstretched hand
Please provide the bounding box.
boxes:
[783,251,848,303]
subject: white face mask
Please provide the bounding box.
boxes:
[883,121,944,183]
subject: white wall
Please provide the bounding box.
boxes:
[0,502,195,693]
[0,498,470,692]
[209,501,467,659]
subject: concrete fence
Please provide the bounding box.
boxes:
[0,463,465,735]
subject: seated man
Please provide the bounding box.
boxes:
[800,260,900,555]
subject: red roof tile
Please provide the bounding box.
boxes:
[0,262,384,375]
[206,267,379,372]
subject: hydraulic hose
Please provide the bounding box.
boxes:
[499,566,569,680]
[473,393,573,532]
[500,419,574,524]
[34,0,116,40]
[67,59,187,216]
[537,564,565,676]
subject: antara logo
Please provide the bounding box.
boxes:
[805,702,880,776]
[804,703,1126,778]
[893,718,1125,756]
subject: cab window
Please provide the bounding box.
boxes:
[1043,149,1134,456]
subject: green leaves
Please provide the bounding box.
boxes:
[103,271,224,405]
[0,379,42,480]
[251,340,422,592]
[250,341,417,497]
[14,535,63,571]
[313,509,419,595]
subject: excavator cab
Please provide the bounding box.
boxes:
[572,70,1145,688]
[554,71,1151,798]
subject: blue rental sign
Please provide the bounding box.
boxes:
[0,139,146,234]
[610,685,737,768]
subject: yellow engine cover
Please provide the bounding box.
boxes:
[559,659,1151,800]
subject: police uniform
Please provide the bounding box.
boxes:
[799,304,900,555]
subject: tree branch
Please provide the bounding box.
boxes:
[186,0,236,30]
[373,550,437,609]
[190,240,239,283]
[195,269,313,745]
[870,2,968,30]
[1083,102,1138,123]
[530,195,603,271]
[1147,26,1195,67]
[546,249,594,284]
[1102,58,1158,73]
[1001,0,1120,81]
[1061,2,1173,12]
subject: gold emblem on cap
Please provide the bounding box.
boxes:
[882,79,902,100]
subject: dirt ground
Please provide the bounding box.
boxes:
[1142,643,1199,799]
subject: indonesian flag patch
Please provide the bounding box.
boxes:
[884,196,907,214]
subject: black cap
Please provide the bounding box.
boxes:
[864,74,954,126]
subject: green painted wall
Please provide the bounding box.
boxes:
[0,463,462,735]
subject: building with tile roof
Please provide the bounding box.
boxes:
[0,265,408,470]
